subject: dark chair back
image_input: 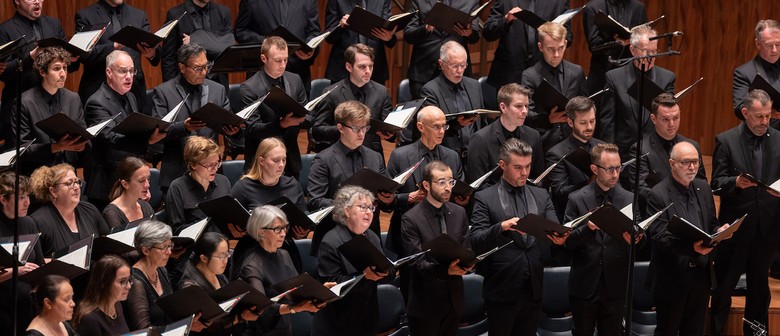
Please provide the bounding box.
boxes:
[220,160,244,187]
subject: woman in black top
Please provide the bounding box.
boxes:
[73,255,132,335]
[180,232,259,335]
[26,275,77,336]
[233,205,320,336]
[102,156,155,230]
[29,163,110,257]
[165,136,231,231]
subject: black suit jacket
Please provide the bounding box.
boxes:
[627,132,706,216]
[420,74,485,155]
[240,70,308,174]
[401,200,469,318]
[583,0,646,94]
[545,136,604,221]
[75,2,161,113]
[732,55,780,120]
[646,177,717,300]
[467,120,544,189]
[151,76,230,188]
[323,0,396,84]
[312,78,392,154]
[564,182,633,300]
[469,180,558,303]
[484,0,572,88]
[599,64,675,154]
[521,59,588,150]
[234,0,321,87]
[711,123,780,244]
[11,86,85,175]
[404,0,480,85]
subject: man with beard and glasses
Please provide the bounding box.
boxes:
[401,160,472,335]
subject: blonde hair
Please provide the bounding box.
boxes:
[183,136,221,173]
[537,22,567,43]
[334,100,371,125]
[30,163,75,202]
[243,138,286,181]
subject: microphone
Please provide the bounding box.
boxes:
[649,31,684,41]
[592,40,623,53]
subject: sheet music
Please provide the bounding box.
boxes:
[178,218,208,240]
[237,93,269,119]
[163,95,189,123]
[107,227,138,246]
[471,166,499,189]
[69,29,103,52]
[86,115,117,136]
[58,245,89,269]
[330,274,364,297]
[382,106,417,128]
[161,325,188,336]
[304,87,335,111]
[1,241,30,263]
[0,145,25,166]
[564,211,593,229]
[639,203,673,230]
[155,19,180,39]
[392,158,425,184]
[620,203,634,220]
[307,31,331,49]
[308,206,334,223]
[552,6,585,24]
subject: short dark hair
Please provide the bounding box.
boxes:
[0,172,31,198]
[497,83,531,107]
[191,232,229,264]
[651,93,677,115]
[32,275,70,311]
[499,138,533,163]
[591,143,620,166]
[565,96,595,120]
[345,43,375,64]
[744,89,773,110]
[177,43,206,65]
[422,160,452,184]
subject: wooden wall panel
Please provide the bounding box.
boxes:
[1,0,778,153]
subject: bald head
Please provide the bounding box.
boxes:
[670,142,700,186]
[416,106,447,149]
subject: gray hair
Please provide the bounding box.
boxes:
[177,43,206,65]
[105,50,131,69]
[630,25,657,46]
[744,89,773,111]
[246,205,288,242]
[439,41,467,63]
[498,138,533,163]
[134,220,172,254]
[332,185,375,225]
[756,19,780,41]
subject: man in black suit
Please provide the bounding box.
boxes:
[467,83,543,190]
[598,25,676,159]
[161,0,234,88]
[522,22,588,151]
[626,93,705,216]
[0,0,70,147]
[240,36,308,175]
[564,143,636,336]
[405,0,480,99]
[710,89,780,336]
[733,19,780,121]
[307,101,395,254]
[84,50,166,208]
[313,43,393,155]
[546,96,602,222]
[583,0,647,95]
[11,47,87,176]
[647,141,726,336]
[324,0,396,84]
[484,0,571,90]
[469,138,567,336]
[401,160,471,335]
[75,0,160,114]
[234,0,321,94]
[151,43,236,193]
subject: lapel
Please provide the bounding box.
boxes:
[332,145,353,185]
[649,134,672,176]
[436,77,457,114]
[754,56,769,81]
[339,79,357,102]
[31,90,53,142]
[281,73,293,96]
[463,80,479,110]
[492,120,507,148]
[173,81,194,117]
[693,181,709,231]
[737,125,756,176]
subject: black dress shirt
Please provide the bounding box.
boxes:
[165,173,232,230]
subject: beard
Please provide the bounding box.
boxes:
[431,188,451,204]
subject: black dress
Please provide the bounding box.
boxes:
[26,321,78,336]
[30,202,110,257]
[0,214,43,336]
[123,267,174,330]
[178,262,233,335]
[101,200,155,230]
[76,302,130,335]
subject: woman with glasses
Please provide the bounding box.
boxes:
[180,232,258,335]
[313,185,389,336]
[29,163,110,257]
[232,205,320,336]
[26,275,77,336]
[102,156,156,230]
[166,136,231,232]
[73,255,132,335]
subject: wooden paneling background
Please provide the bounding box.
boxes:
[1,0,778,153]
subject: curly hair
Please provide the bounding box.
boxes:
[33,46,72,77]
[331,185,375,225]
[30,163,74,202]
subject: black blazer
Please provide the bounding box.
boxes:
[598,64,675,154]
[711,123,780,244]
[312,78,392,154]
[521,59,588,150]
[646,177,717,300]
[401,201,469,319]
[240,70,308,175]
[732,55,780,120]
[483,0,572,88]
[469,180,558,303]
[75,2,161,113]
[385,140,463,253]
[323,0,396,84]
[545,136,604,221]
[564,182,634,300]
[626,132,706,216]
[583,0,646,94]
[420,74,485,155]
[11,86,86,175]
[234,0,321,87]
[151,76,231,188]
[404,0,480,84]
[466,119,544,189]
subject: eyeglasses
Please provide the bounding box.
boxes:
[631,45,658,56]
[341,124,371,134]
[594,164,621,174]
[423,123,450,131]
[211,251,232,261]
[187,63,212,74]
[672,159,700,167]
[263,225,289,234]
[198,160,222,170]
[111,67,137,76]
[56,179,84,189]
[152,244,174,252]
[351,204,376,212]
[443,61,468,70]
[431,178,457,187]
[118,277,134,288]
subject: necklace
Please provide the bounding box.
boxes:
[147,268,159,287]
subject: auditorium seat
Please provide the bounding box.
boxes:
[310,78,332,99]
[149,167,163,210]
[293,238,319,279]
[538,266,573,336]
[220,160,244,187]
[377,283,407,334]
[478,76,498,110]
[398,79,412,104]
[632,261,656,336]
[460,273,488,336]
[300,153,315,196]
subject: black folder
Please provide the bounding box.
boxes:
[266,196,317,230]
[338,234,399,273]
[197,195,251,237]
[190,102,244,133]
[210,44,263,73]
[122,315,194,336]
[512,6,585,29]
[369,98,426,133]
[0,233,40,267]
[564,147,592,176]
[0,36,25,60]
[421,234,477,267]
[423,1,493,37]
[20,236,93,284]
[447,109,502,118]
[268,26,312,53]
[265,87,310,118]
[271,273,347,305]
[157,285,239,323]
[667,213,746,247]
[111,112,171,135]
[626,76,666,112]
[645,170,663,188]
[35,113,96,141]
[340,168,402,194]
[587,203,636,242]
[593,10,633,39]
[92,234,136,260]
[748,74,780,110]
[737,171,780,194]
[532,79,570,116]
[453,165,500,196]
[511,214,569,240]
[210,279,273,314]
[346,6,416,38]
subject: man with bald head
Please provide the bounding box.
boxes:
[733,19,780,120]
[646,141,726,335]
[711,89,780,335]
